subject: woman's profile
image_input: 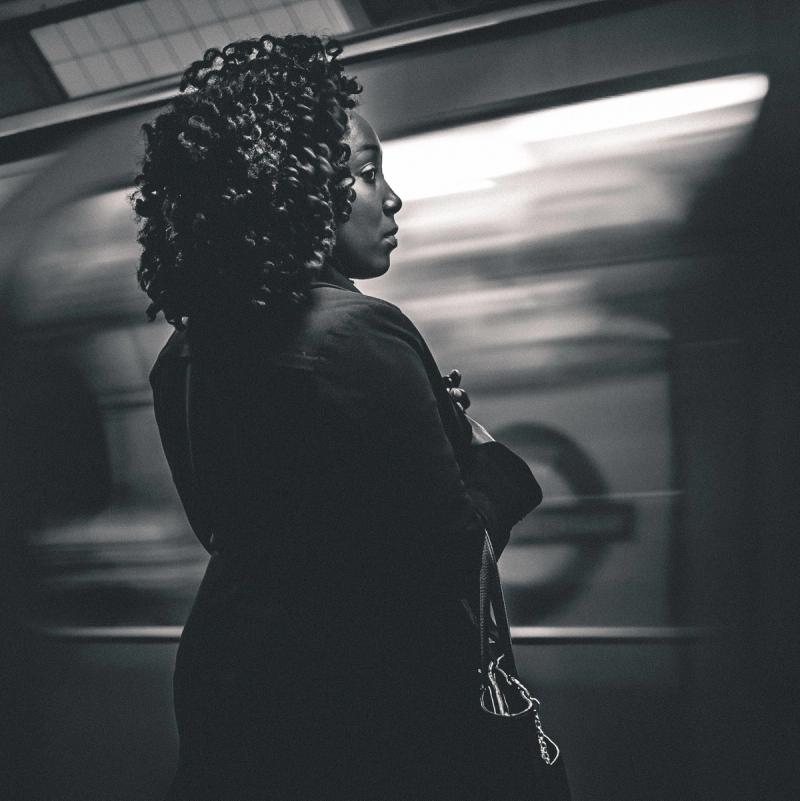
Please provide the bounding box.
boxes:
[133,33,542,801]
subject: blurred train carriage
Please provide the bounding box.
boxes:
[0,2,787,799]
[11,70,768,629]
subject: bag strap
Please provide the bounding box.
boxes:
[479,531,519,677]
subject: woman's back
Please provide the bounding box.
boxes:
[154,270,490,800]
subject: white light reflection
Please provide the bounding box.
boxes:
[382,73,769,203]
[505,73,770,143]
[382,128,522,201]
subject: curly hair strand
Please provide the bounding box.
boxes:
[132,33,361,328]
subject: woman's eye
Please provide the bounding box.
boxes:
[360,167,377,183]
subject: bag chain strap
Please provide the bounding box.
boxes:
[532,698,555,766]
[480,531,562,766]
[505,671,560,767]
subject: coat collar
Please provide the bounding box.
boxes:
[310,262,361,293]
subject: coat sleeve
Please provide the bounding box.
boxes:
[320,298,541,596]
[460,440,543,554]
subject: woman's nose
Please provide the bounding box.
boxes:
[383,185,402,215]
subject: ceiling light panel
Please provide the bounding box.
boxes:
[32,0,353,99]
[89,11,129,48]
[215,0,252,16]
[59,18,97,56]
[30,26,71,62]
[115,4,158,42]
[179,0,219,27]
[226,15,263,39]
[254,7,295,36]
[107,45,149,84]
[137,38,178,78]
[49,60,92,96]
[81,52,122,90]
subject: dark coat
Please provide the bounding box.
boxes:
[151,264,542,801]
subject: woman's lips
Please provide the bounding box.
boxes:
[382,234,397,248]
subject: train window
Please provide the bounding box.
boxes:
[10,72,767,631]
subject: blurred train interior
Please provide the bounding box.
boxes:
[2,1,799,799]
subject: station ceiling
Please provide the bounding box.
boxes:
[0,0,545,119]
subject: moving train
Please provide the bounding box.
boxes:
[2,1,795,799]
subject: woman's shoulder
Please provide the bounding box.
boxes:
[148,290,425,380]
[310,286,424,356]
[306,281,414,337]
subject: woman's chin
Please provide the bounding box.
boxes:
[349,259,391,280]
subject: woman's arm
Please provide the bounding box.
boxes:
[321,297,541,594]
[450,407,542,556]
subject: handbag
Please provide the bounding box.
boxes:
[475,532,571,801]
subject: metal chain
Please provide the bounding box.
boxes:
[533,701,553,765]
[531,696,561,766]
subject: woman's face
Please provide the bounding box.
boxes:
[334,112,402,279]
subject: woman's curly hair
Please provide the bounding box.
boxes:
[131,34,361,327]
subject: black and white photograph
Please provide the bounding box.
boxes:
[1,1,798,799]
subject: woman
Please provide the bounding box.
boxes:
[134,34,542,801]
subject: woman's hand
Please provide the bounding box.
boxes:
[443,369,494,445]
[444,368,470,411]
